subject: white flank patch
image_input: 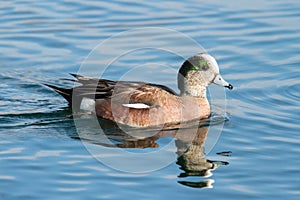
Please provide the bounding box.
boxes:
[80,97,96,112]
[122,103,150,109]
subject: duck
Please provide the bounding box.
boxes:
[44,53,233,127]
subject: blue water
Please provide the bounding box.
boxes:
[1,0,300,199]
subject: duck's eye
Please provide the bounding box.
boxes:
[202,65,209,71]
[199,60,209,71]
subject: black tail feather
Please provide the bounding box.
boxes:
[43,83,73,104]
[69,73,83,79]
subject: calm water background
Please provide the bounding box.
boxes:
[1,0,300,199]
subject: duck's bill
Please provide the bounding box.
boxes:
[213,74,233,90]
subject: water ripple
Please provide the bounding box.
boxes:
[1,0,300,199]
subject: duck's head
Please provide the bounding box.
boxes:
[178,53,233,97]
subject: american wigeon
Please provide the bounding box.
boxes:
[45,53,233,127]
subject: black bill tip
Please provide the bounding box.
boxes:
[225,84,233,90]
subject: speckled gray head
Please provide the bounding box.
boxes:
[178,53,233,97]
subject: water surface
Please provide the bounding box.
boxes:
[1,0,300,199]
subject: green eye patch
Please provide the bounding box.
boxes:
[199,60,209,70]
[179,57,209,77]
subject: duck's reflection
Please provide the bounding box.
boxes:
[74,117,229,189]
[175,126,229,188]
